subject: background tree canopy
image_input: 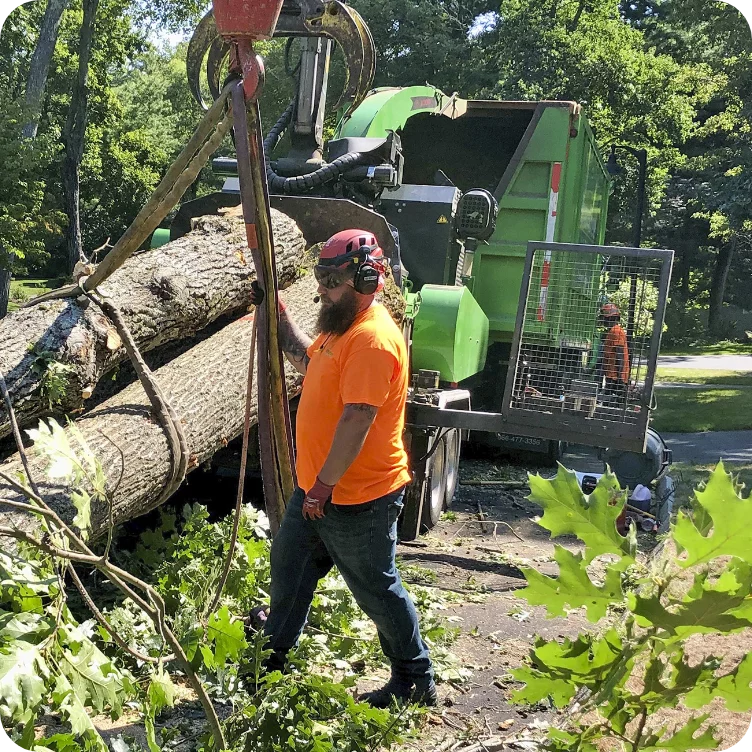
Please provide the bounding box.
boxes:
[0,0,750,343]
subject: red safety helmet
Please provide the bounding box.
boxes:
[319,229,384,267]
[601,302,621,318]
[317,229,386,294]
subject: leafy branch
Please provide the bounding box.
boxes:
[510,463,752,751]
[0,370,227,750]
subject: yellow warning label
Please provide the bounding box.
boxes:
[437,215,449,224]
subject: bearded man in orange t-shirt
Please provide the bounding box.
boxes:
[249,229,436,708]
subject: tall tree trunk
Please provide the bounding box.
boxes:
[22,0,70,139]
[678,213,701,302]
[61,0,99,273]
[709,237,736,336]
[0,255,10,319]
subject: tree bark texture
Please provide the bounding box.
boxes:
[22,0,71,140]
[62,0,99,272]
[0,245,10,319]
[709,237,736,335]
[0,272,320,540]
[0,210,305,441]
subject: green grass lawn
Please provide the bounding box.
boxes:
[655,367,752,386]
[651,387,752,432]
[672,461,752,509]
[661,341,751,356]
[8,278,56,311]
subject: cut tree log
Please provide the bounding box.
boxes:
[0,274,406,539]
[0,273,315,539]
[0,209,305,441]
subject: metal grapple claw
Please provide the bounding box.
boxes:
[186,10,225,111]
[186,0,375,114]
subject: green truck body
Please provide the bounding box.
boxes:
[337,88,611,382]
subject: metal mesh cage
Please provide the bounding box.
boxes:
[502,242,673,451]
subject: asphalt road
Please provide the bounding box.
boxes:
[658,354,752,370]
[662,430,752,465]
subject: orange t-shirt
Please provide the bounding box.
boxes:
[295,304,412,505]
[604,324,629,383]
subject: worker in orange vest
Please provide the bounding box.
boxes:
[598,302,629,403]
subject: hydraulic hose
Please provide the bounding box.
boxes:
[263,99,370,195]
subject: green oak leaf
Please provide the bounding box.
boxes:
[0,643,48,724]
[673,462,752,568]
[641,652,720,711]
[180,625,202,663]
[517,545,624,622]
[630,588,752,637]
[51,674,107,751]
[528,466,635,563]
[642,714,718,751]
[58,624,128,716]
[547,727,599,752]
[631,556,752,637]
[144,670,176,752]
[511,666,576,707]
[26,419,76,479]
[685,652,752,712]
[207,605,247,666]
[70,489,92,539]
[512,630,623,708]
[33,733,84,752]
[147,669,176,715]
[0,611,54,645]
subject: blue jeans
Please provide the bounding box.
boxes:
[264,486,433,683]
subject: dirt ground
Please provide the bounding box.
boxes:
[72,454,752,752]
[388,457,752,752]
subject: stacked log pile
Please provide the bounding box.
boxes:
[0,209,405,538]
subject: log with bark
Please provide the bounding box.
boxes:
[0,272,315,539]
[0,273,406,539]
[0,209,305,442]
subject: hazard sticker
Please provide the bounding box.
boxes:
[437,215,449,224]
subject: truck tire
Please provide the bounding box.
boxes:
[421,434,447,532]
[443,428,461,509]
[546,440,567,465]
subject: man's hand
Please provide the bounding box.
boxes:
[302,477,335,520]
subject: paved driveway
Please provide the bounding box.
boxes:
[662,430,752,464]
[658,354,752,371]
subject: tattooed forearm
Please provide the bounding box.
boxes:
[342,403,378,421]
[317,403,379,485]
[279,311,313,374]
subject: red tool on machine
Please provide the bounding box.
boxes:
[212,0,296,532]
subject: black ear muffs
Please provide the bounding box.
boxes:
[352,258,381,295]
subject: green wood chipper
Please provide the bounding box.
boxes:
[162,0,674,539]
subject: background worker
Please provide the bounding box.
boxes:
[598,302,630,402]
[249,229,436,708]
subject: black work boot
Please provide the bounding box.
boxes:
[360,676,413,708]
[411,676,438,707]
[360,676,438,708]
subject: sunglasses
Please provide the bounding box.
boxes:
[313,265,352,289]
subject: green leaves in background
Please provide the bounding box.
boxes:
[518,544,624,622]
[528,466,635,563]
[673,461,752,568]
[515,461,752,750]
